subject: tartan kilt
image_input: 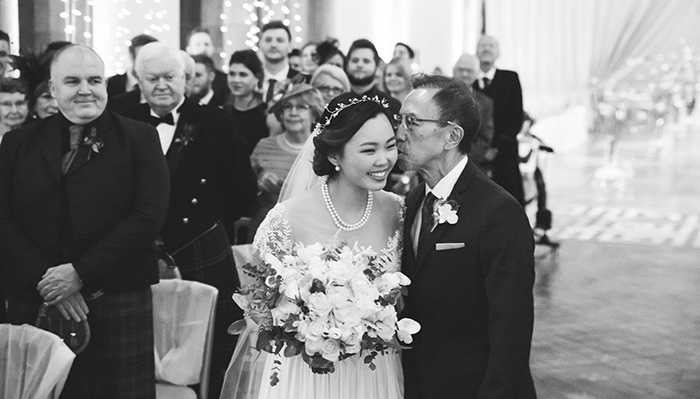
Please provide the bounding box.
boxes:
[60,288,155,399]
[171,222,243,397]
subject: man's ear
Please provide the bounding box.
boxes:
[444,124,464,151]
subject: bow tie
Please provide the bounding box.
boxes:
[148,113,174,127]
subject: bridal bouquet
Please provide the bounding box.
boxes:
[229,240,420,385]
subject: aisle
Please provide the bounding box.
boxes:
[529,123,700,398]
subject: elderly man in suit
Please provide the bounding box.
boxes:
[397,74,536,399]
[121,42,258,399]
[473,35,525,206]
[453,52,497,175]
[0,44,169,398]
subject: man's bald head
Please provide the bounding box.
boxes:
[453,53,480,87]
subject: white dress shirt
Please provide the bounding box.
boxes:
[479,67,497,89]
[262,64,290,100]
[153,97,185,154]
[412,155,469,253]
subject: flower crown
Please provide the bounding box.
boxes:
[312,95,390,137]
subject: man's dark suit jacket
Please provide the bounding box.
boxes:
[121,99,258,251]
[469,90,496,168]
[107,87,142,116]
[0,111,169,300]
[107,73,128,99]
[473,69,525,205]
[401,159,536,399]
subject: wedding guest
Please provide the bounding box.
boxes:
[27,80,59,122]
[383,57,412,105]
[345,39,401,114]
[310,64,350,105]
[223,49,268,154]
[453,53,496,175]
[121,42,258,399]
[251,83,323,205]
[398,74,536,398]
[317,38,345,69]
[474,35,525,205]
[190,54,224,107]
[300,41,319,74]
[185,27,228,106]
[259,20,304,104]
[0,30,11,77]
[0,78,29,141]
[106,34,157,99]
[0,44,169,398]
[393,42,415,67]
[288,48,302,71]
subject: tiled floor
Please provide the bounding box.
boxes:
[529,119,700,398]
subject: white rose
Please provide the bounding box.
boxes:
[307,292,333,317]
[305,336,325,355]
[321,338,341,362]
[326,286,352,308]
[327,260,360,285]
[306,320,326,339]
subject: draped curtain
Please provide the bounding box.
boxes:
[485,0,692,118]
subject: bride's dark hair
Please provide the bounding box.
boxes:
[312,93,395,177]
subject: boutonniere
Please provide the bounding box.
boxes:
[174,123,197,151]
[81,126,103,160]
[431,199,459,231]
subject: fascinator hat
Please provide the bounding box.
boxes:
[278,94,391,203]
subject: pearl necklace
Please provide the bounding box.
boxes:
[321,178,373,231]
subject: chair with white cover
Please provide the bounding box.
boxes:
[152,279,218,399]
[0,323,76,399]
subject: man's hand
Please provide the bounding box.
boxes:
[37,263,83,305]
[55,292,89,322]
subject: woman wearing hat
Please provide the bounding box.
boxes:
[249,83,324,230]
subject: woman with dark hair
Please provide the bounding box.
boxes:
[221,93,407,399]
[316,39,346,69]
[224,49,269,153]
[26,80,58,122]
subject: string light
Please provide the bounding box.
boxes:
[224,0,305,53]
[59,0,93,47]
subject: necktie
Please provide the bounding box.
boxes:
[148,113,174,127]
[482,77,491,89]
[419,192,437,244]
[265,78,277,103]
[61,125,83,175]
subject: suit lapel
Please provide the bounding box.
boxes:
[39,117,64,181]
[415,160,479,270]
[165,100,199,177]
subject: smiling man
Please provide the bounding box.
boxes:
[123,41,258,399]
[258,20,304,103]
[0,44,170,398]
[345,38,401,115]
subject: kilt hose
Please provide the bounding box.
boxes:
[7,288,155,399]
[172,222,243,399]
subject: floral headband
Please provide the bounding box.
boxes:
[312,95,390,137]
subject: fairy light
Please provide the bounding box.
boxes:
[59,0,93,46]
[231,0,305,52]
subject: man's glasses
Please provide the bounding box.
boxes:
[315,86,345,96]
[281,103,311,112]
[394,114,457,130]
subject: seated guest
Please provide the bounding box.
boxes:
[383,57,412,105]
[250,83,323,232]
[300,41,319,74]
[310,64,350,105]
[224,49,268,154]
[0,78,29,141]
[288,48,302,71]
[26,80,58,122]
[316,38,346,69]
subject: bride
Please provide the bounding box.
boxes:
[220,92,406,399]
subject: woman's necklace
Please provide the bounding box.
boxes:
[282,133,306,150]
[321,178,373,231]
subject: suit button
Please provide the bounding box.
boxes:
[191,198,198,205]
[200,178,206,184]
[183,218,189,224]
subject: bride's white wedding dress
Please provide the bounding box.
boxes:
[220,190,405,399]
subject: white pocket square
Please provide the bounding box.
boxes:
[435,242,465,251]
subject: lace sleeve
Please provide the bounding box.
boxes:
[378,193,406,272]
[252,203,293,259]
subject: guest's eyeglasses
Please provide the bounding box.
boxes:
[281,103,311,112]
[315,85,345,96]
[394,114,457,130]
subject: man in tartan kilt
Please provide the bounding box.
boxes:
[0,44,170,398]
[121,42,258,399]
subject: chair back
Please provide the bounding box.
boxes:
[152,280,218,399]
[0,323,75,399]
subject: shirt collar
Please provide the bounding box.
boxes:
[426,155,469,201]
[265,64,290,82]
[199,89,215,105]
[481,67,496,80]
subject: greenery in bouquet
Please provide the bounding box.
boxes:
[228,240,420,386]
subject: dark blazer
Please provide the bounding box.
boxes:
[469,90,496,167]
[121,99,258,251]
[401,159,536,399]
[107,73,128,99]
[0,111,170,300]
[107,87,142,115]
[212,69,230,106]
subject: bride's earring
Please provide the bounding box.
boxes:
[335,165,340,172]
